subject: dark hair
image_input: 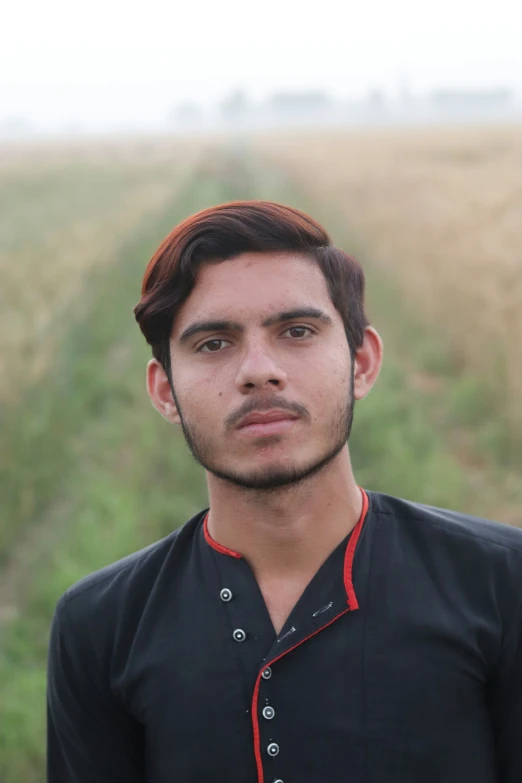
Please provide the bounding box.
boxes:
[134,201,369,382]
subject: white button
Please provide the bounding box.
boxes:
[220,588,233,602]
[261,667,272,679]
[262,706,275,720]
[233,628,246,642]
[267,742,279,757]
[273,779,285,783]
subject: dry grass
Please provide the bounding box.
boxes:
[0,136,203,403]
[254,125,522,421]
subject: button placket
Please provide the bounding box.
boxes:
[212,554,274,665]
[254,596,348,783]
[215,573,250,646]
[259,670,282,779]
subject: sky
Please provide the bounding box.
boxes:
[1,0,521,132]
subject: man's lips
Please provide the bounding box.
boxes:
[235,410,300,436]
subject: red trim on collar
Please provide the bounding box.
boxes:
[343,487,369,610]
[203,512,242,559]
[203,487,369,571]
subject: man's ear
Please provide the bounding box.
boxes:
[352,326,383,401]
[146,359,181,425]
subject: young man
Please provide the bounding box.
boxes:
[47,201,522,783]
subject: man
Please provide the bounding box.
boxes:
[47,201,522,783]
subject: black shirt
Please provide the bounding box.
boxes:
[47,489,522,783]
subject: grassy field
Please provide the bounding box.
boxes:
[0,136,202,403]
[254,125,522,461]
[0,136,520,781]
[0,138,202,561]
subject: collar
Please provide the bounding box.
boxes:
[202,487,369,611]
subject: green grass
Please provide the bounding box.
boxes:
[0,148,195,561]
[0,144,513,781]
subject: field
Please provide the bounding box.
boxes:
[1,129,521,781]
[0,137,203,403]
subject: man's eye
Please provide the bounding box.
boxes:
[283,326,314,339]
[198,339,231,353]
[197,327,313,353]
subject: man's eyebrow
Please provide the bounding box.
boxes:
[262,308,333,328]
[177,307,333,346]
[177,320,242,346]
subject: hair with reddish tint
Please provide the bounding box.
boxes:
[134,201,369,381]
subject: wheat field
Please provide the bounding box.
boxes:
[254,125,522,423]
[0,137,202,404]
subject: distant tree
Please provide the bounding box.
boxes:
[219,90,249,122]
[0,117,35,138]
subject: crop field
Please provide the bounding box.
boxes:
[0,131,521,781]
[0,137,203,403]
[254,125,522,436]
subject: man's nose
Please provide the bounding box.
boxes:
[235,340,288,391]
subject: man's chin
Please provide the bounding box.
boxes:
[204,448,342,491]
[206,462,303,491]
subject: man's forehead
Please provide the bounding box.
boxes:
[174,256,332,325]
[192,256,328,308]
[194,251,320,285]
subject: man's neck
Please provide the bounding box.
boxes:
[205,448,363,582]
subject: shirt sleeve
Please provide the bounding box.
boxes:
[47,595,145,783]
[489,602,522,783]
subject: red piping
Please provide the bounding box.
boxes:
[203,512,243,559]
[251,486,369,783]
[343,487,368,610]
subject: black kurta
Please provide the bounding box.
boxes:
[47,489,522,783]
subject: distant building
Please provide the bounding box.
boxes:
[429,88,512,110]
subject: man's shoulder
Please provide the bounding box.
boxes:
[367,489,522,555]
[61,507,207,615]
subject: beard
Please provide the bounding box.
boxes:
[170,368,355,492]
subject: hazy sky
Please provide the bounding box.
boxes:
[1,0,521,131]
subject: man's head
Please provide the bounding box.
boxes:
[134,201,382,491]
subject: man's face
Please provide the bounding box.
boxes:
[157,252,355,490]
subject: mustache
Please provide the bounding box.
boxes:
[226,397,310,431]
